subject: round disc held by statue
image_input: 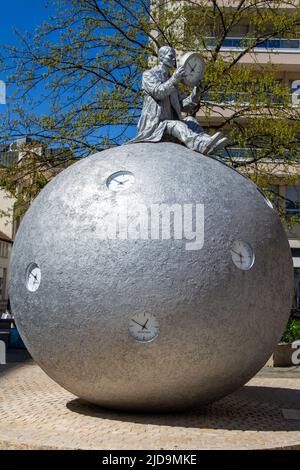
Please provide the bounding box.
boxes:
[178,52,205,86]
[9,142,293,412]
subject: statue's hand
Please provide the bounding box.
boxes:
[191,84,204,98]
[172,65,186,84]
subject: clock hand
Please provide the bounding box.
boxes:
[231,248,243,258]
[30,272,38,281]
[131,319,145,329]
[142,319,149,330]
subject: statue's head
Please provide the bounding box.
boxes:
[158,46,176,68]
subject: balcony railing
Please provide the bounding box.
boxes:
[204,37,300,51]
[218,147,259,160]
[202,91,297,107]
[218,147,298,162]
[286,205,300,215]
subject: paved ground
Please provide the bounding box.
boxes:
[1,350,300,450]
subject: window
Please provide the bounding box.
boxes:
[228,23,250,37]
[286,186,300,215]
[0,241,9,258]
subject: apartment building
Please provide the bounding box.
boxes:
[203,3,300,312]
[157,0,300,312]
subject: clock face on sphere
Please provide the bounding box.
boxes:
[106,171,135,192]
[26,263,41,292]
[231,240,255,271]
[179,52,205,87]
[129,313,159,343]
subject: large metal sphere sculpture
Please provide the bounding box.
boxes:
[9,143,293,411]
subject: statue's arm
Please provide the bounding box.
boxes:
[180,86,202,112]
[142,70,178,100]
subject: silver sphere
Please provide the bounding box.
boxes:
[9,143,293,411]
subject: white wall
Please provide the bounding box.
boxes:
[0,188,15,239]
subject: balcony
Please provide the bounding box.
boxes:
[204,37,300,51]
[196,90,299,124]
[218,147,259,160]
[200,36,300,70]
[217,147,300,167]
[202,91,297,106]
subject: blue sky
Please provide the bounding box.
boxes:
[0,1,54,48]
[0,1,142,144]
[0,1,55,108]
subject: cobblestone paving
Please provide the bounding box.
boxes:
[0,360,300,450]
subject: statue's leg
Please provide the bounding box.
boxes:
[183,117,229,155]
[164,121,208,150]
[182,116,205,134]
[164,121,227,155]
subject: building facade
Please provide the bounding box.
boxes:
[0,230,13,312]
[0,144,17,311]
[0,138,69,312]
[157,0,300,314]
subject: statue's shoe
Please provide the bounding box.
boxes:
[197,131,223,154]
[207,136,229,155]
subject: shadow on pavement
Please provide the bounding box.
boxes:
[67,385,300,432]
